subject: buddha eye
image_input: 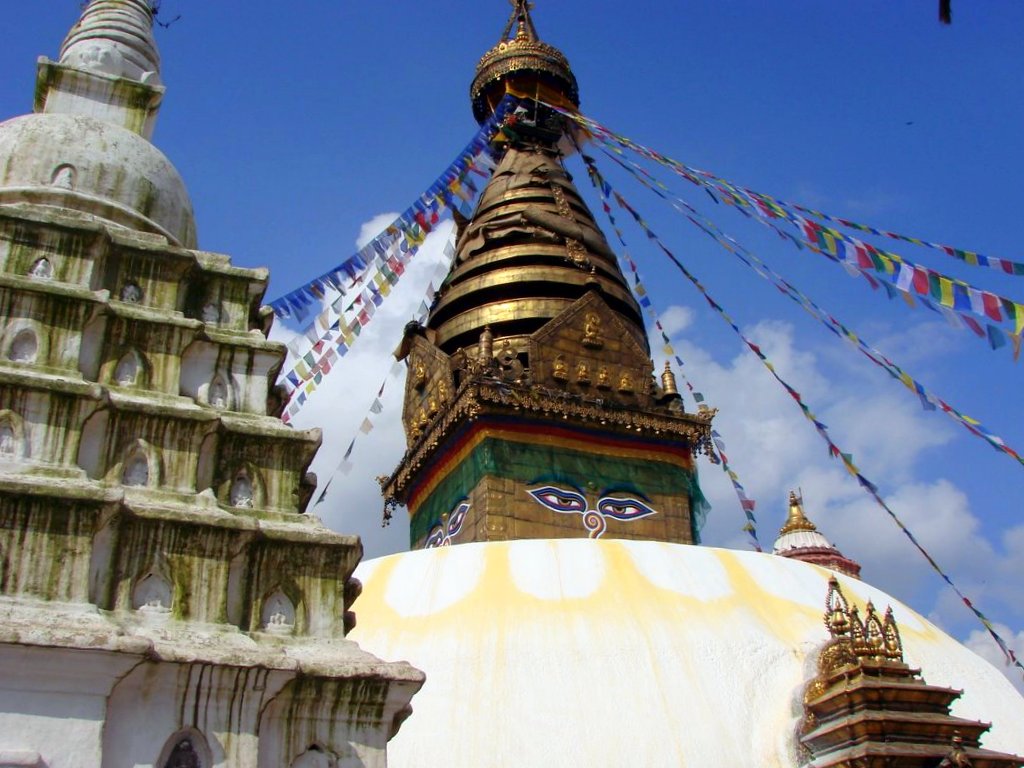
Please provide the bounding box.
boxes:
[597,496,657,521]
[527,485,587,513]
[425,528,445,548]
[448,502,470,534]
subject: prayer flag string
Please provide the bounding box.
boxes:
[588,147,1024,471]
[576,125,1024,354]
[589,157,1023,678]
[572,137,763,551]
[269,97,517,323]
[551,104,1024,276]
[549,104,1024,347]
[308,233,459,496]
[282,232,457,424]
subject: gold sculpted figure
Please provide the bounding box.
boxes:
[576,360,590,384]
[553,355,569,381]
[582,312,603,348]
[597,366,610,388]
[412,359,427,389]
[618,369,634,393]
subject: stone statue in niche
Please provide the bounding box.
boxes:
[229,472,254,508]
[163,738,201,768]
[9,328,38,362]
[114,350,140,386]
[28,258,53,279]
[0,422,17,458]
[123,452,150,487]
[133,572,172,614]
[208,376,228,409]
[291,746,337,768]
[201,302,221,323]
[50,163,76,190]
[261,589,296,635]
[582,312,604,348]
[119,281,143,303]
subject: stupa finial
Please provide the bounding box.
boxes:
[59,0,162,86]
[470,0,579,124]
[780,490,817,535]
[505,0,539,42]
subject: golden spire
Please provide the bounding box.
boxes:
[426,143,648,356]
[780,490,818,535]
[470,1,579,123]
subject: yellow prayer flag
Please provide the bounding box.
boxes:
[939,277,954,307]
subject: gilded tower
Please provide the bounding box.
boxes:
[382,1,715,549]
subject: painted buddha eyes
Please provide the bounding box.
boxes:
[527,486,587,513]
[597,497,657,521]
[425,501,471,548]
[527,484,659,539]
[448,502,470,532]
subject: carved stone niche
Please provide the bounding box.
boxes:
[0,411,25,461]
[260,588,297,635]
[121,443,154,488]
[6,326,39,363]
[132,569,173,617]
[113,348,147,387]
[290,746,338,768]
[228,468,259,509]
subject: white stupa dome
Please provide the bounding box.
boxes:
[350,539,1024,768]
[0,0,197,248]
[0,112,196,247]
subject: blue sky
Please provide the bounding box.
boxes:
[2,2,1022,684]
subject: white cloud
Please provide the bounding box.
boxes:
[658,304,695,336]
[964,624,1024,694]
[356,213,401,249]
[269,217,456,557]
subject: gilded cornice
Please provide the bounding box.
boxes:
[383,374,715,501]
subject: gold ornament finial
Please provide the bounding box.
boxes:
[479,325,494,362]
[780,490,817,535]
[661,361,679,397]
[470,0,579,123]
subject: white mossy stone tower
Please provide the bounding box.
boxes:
[0,2,423,766]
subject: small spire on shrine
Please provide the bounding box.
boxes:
[780,490,816,535]
[36,0,165,139]
[59,0,161,86]
[773,492,862,579]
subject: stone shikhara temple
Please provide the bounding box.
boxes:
[0,2,421,766]
[0,2,1022,767]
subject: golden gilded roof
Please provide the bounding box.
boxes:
[780,490,818,535]
[470,1,579,123]
[427,143,646,356]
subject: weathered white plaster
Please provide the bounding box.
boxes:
[0,4,424,766]
[351,539,1024,768]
